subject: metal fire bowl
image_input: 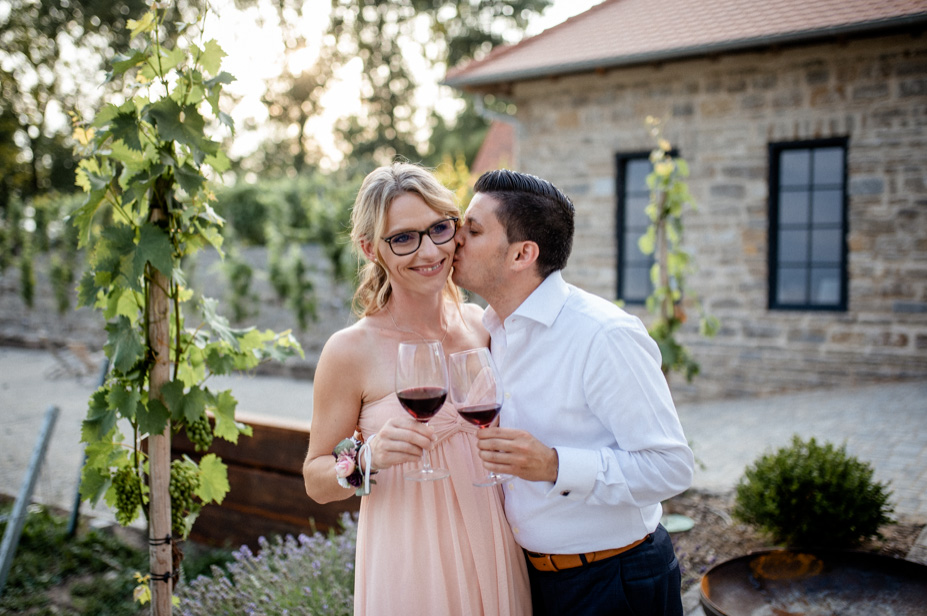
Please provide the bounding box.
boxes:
[700,548,927,616]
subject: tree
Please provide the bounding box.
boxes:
[0,0,152,205]
[71,7,300,613]
[320,0,551,167]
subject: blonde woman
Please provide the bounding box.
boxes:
[302,162,530,615]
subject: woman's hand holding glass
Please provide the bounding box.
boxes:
[396,340,451,481]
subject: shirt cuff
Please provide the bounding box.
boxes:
[548,446,598,499]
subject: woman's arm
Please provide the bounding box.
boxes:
[302,329,368,504]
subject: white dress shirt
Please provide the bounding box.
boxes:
[484,271,694,554]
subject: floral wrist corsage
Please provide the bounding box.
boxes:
[333,436,376,496]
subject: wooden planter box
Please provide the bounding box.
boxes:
[172,412,359,548]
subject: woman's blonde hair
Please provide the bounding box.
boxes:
[351,162,461,316]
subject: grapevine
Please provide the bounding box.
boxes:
[71,5,303,603]
[185,413,214,452]
[112,465,144,527]
[169,459,202,538]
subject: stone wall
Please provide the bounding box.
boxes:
[506,32,927,400]
[0,245,353,378]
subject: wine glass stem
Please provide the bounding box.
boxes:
[421,448,433,472]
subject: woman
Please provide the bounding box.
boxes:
[302,162,530,615]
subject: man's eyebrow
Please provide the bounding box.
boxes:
[464,214,482,228]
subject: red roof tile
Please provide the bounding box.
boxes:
[446,0,927,88]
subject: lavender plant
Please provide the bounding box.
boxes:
[175,513,358,615]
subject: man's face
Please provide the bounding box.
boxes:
[452,192,509,298]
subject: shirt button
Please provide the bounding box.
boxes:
[504,392,511,399]
[560,490,571,497]
[508,483,515,490]
[513,527,520,534]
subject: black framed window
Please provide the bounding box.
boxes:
[616,153,655,303]
[769,139,848,310]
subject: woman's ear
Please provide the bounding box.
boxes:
[359,238,378,263]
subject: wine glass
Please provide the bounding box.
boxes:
[396,340,451,481]
[448,347,509,487]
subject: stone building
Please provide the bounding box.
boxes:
[446,0,927,400]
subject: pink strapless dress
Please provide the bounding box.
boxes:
[353,393,530,615]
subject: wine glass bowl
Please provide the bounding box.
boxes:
[396,340,450,481]
[448,347,508,487]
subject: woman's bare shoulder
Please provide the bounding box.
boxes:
[317,319,379,369]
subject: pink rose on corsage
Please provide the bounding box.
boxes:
[332,436,369,494]
[335,453,356,485]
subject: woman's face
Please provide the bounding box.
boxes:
[378,192,457,296]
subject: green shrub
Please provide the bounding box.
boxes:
[733,435,894,548]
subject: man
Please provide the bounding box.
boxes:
[452,169,694,616]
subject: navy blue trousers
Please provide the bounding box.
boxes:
[526,524,683,616]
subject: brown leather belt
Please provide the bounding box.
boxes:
[525,535,650,572]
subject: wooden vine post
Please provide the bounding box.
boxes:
[147,204,172,613]
[70,8,302,614]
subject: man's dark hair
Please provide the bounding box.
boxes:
[474,169,575,278]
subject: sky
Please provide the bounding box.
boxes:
[203,0,604,167]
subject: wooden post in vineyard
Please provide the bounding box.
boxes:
[148,203,172,615]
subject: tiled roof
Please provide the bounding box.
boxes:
[445,0,927,89]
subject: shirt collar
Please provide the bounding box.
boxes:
[483,270,569,331]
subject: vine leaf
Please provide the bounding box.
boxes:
[212,389,249,443]
[108,51,147,81]
[202,297,247,351]
[135,222,174,278]
[174,162,206,195]
[196,454,229,504]
[106,383,141,422]
[81,388,118,443]
[145,98,214,158]
[105,316,146,373]
[198,40,227,77]
[139,399,171,436]
[110,109,143,151]
[180,386,207,423]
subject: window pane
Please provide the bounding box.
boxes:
[811,268,841,305]
[624,231,647,263]
[811,229,842,263]
[779,191,810,225]
[780,150,810,187]
[626,159,651,191]
[623,265,651,301]
[625,195,650,227]
[778,229,809,263]
[813,147,844,185]
[812,189,843,225]
[777,267,808,304]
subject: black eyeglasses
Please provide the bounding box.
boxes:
[382,217,458,256]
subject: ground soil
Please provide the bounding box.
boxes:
[663,489,926,594]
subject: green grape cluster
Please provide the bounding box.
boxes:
[169,459,202,537]
[112,466,143,526]
[186,413,214,452]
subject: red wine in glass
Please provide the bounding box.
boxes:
[397,386,447,421]
[457,404,501,428]
[396,340,450,482]
[448,347,510,487]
